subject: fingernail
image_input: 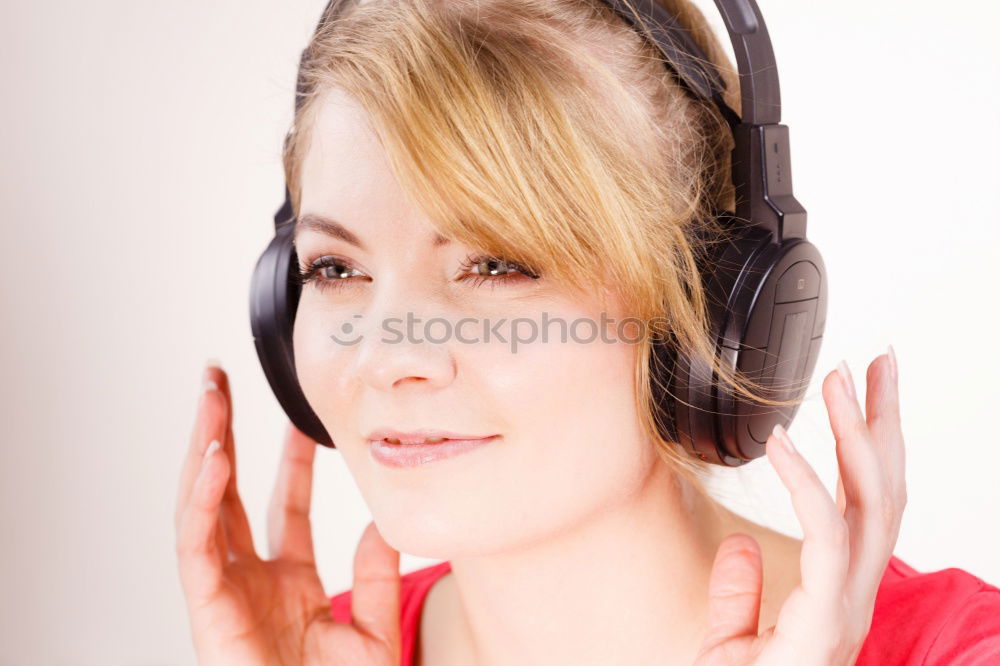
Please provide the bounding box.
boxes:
[887,344,898,382]
[773,423,796,455]
[202,359,221,393]
[201,365,218,393]
[837,359,856,400]
[204,439,221,462]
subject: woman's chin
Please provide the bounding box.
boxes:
[371,512,508,560]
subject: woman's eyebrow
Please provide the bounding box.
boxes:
[293,213,452,249]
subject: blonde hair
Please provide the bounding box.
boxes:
[282,0,804,496]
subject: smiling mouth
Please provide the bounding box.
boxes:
[369,435,501,468]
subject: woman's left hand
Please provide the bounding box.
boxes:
[693,349,906,665]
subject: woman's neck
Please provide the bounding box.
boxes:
[418,458,800,666]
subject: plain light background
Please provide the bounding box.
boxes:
[1,0,997,663]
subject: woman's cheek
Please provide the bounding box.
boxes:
[292,299,325,404]
[292,297,355,434]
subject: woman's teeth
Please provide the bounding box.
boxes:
[384,436,448,445]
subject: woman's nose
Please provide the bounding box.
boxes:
[350,306,458,393]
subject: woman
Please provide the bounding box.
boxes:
[174,0,1000,664]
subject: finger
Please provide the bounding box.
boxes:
[824,363,885,513]
[835,471,846,517]
[864,349,906,505]
[213,365,238,495]
[699,533,763,653]
[822,364,897,601]
[175,439,229,604]
[351,521,401,656]
[175,362,227,533]
[214,370,257,560]
[267,422,319,564]
[767,425,849,604]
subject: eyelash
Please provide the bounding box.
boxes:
[296,252,540,293]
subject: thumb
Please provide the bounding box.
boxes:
[699,533,764,653]
[351,520,402,654]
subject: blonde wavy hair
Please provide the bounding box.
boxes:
[281,0,803,496]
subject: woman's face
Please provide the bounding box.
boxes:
[293,88,661,558]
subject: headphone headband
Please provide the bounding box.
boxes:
[298,0,776,123]
[281,0,802,241]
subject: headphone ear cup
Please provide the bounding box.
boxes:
[653,218,827,468]
[719,236,827,462]
[249,223,335,447]
[650,219,762,467]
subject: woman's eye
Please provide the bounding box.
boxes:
[460,254,541,288]
[459,253,540,289]
[297,255,367,293]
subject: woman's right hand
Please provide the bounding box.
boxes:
[174,361,403,665]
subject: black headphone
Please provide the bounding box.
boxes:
[250,0,826,467]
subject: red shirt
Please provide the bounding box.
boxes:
[329,555,1000,665]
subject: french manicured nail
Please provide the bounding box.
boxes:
[201,365,218,393]
[773,423,796,455]
[204,439,221,462]
[887,344,898,382]
[836,360,856,400]
[202,359,221,392]
[197,440,221,486]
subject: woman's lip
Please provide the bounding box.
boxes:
[369,435,500,468]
